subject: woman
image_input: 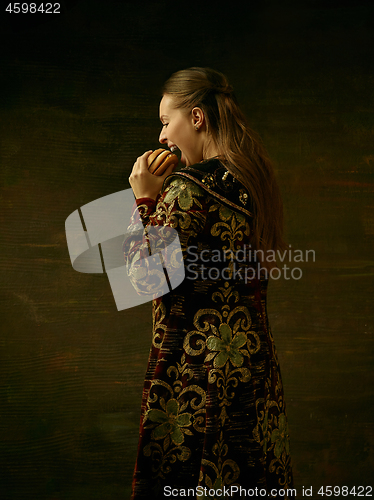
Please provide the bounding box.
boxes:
[123,67,293,499]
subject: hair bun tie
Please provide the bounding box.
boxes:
[220,85,233,95]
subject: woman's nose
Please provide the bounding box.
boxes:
[159,129,167,144]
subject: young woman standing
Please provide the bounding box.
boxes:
[124,67,293,499]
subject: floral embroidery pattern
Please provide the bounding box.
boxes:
[123,161,293,498]
[141,366,206,481]
[271,414,290,458]
[252,383,292,489]
[163,176,205,211]
[210,205,250,254]
[199,432,240,497]
[147,398,192,446]
[184,283,259,426]
[206,323,247,368]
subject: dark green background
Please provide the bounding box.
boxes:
[1,1,373,498]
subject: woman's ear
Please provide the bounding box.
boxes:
[191,107,205,129]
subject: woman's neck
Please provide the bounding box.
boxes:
[203,139,221,161]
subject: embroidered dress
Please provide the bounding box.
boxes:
[123,159,293,499]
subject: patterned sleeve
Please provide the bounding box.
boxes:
[122,176,208,297]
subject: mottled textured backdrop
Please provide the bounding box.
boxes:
[1,1,373,498]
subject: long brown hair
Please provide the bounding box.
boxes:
[162,67,287,257]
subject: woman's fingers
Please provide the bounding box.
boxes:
[140,150,153,165]
[132,150,153,173]
[130,151,152,179]
[129,150,166,200]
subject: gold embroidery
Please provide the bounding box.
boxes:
[202,173,215,189]
[211,208,250,253]
[164,177,205,211]
[152,301,167,349]
[252,379,293,490]
[184,285,259,425]
[239,188,249,205]
[127,162,293,492]
[141,357,207,481]
[199,432,240,491]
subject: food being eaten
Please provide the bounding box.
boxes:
[147,148,178,175]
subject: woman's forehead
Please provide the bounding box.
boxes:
[159,94,174,114]
[159,95,192,119]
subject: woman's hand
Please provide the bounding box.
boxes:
[129,150,175,200]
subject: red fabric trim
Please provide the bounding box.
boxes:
[135,197,157,207]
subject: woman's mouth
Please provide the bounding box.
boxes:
[169,145,186,165]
